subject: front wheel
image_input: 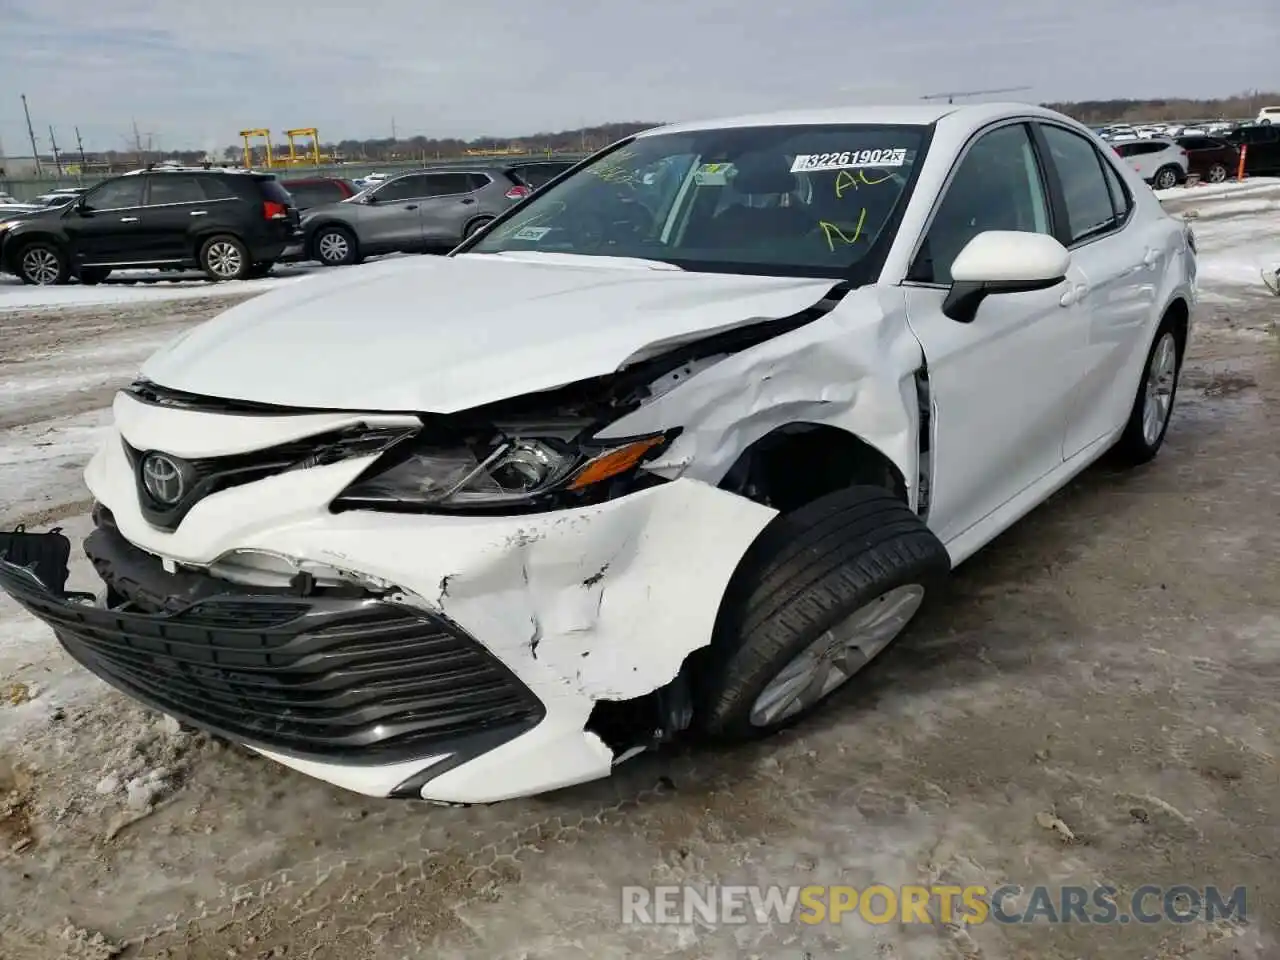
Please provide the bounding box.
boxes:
[1111,323,1183,466]
[199,235,251,281]
[694,486,950,740]
[1206,163,1228,184]
[17,242,69,285]
[1153,166,1180,191]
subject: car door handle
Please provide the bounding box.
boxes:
[460,197,476,205]
[1059,282,1089,307]
[1143,248,1162,268]
[404,204,419,210]
[120,216,138,223]
[190,210,208,217]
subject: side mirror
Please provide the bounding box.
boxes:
[364,193,379,204]
[942,230,1070,323]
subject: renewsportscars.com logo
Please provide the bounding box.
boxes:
[621,884,1247,926]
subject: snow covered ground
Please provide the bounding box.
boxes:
[0,262,328,312]
[0,193,1278,958]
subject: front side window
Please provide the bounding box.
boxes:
[466,123,929,278]
[911,123,1051,285]
[375,175,430,202]
[84,177,144,210]
[1040,125,1118,245]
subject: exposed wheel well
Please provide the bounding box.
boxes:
[718,423,907,514]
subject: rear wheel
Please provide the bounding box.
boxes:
[78,267,111,285]
[463,216,494,239]
[1111,320,1183,466]
[1153,165,1180,190]
[1206,163,1228,184]
[694,486,950,740]
[17,242,69,285]
[199,235,250,281]
[313,225,358,266]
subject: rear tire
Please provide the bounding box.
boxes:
[693,486,950,740]
[199,235,251,281]
[312,225,358,266]
[78,268,111,286]
[1153,165,1180,191]
[16,242,69,285]
[1110,319,1183,466]
[463,216,494,239]
[1206,163,1228,184]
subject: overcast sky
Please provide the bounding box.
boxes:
[1,0,1274,156]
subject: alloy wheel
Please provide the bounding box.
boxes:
[22,247,61,285]
[1141,332,1178,447]
[749,583,925,727]
[206,241,243,279]
[318,231,349,263]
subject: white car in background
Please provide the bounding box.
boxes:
[1256,106,1280,125]
[1112,137,1189,189]
[0,102,1195,804]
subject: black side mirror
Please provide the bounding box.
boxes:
[365,193,379,204]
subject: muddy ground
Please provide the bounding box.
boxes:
[0,234,1277,958]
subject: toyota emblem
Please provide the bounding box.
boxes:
[141,453,185,506]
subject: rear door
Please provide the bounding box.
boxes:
[1035,123,1159,460]
[64,176,147,265]
[417,172,479,244]
[140,175,213,261]
[363,174,430,249]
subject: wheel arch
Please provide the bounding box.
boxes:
[190,229,248,262]
[306,219,358,258]
[3,230,65,272]
[717,421,910,515]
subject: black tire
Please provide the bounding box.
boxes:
[199,235,251,281]
[464,216,494,239]
[1207,163,1228,184]
[78,268,111,286]
[1110,317,1183,467]
[246,261,274,279]
[16,241,69,286]
[694,486,951,740]
[1152,166,1180,191]
[312,225,358,266]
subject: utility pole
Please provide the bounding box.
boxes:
[132,118,145,166]
[48,127,63,176]
[74,127,87,174]
[21,94,43,177]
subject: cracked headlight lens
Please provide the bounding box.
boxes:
[334,432,670,510]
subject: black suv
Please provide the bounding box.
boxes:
[0,167,301,285]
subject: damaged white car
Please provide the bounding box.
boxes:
[0,103,1195,803]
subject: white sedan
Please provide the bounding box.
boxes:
[0,102,1194,804]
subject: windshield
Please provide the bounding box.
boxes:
[465,123,928,278]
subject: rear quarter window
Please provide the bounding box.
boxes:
[284,181,347,207]
[255,178,295,204]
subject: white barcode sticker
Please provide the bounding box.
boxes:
[512,226,551,241]
[791,148,907,173]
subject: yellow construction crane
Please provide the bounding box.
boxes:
[284,127,321,166]
[239,128,274,168]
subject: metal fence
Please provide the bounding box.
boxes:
[0,152,589,203]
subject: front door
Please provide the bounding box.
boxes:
[363,174,429,249]
[63,176,147,266]
[901,121,1088,547]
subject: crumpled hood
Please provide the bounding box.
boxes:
[139,253,838,413]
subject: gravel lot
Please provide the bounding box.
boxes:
[0,202,1277,958]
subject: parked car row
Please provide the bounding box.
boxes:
[0,159,579,285]
[1103,123,1280,190]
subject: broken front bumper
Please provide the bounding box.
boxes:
[4,431,777,802]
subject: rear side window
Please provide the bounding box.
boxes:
[423,173,471,196]
[1099,157,1132,223]
[147,176,206,205]
[1040,125,1119,245]
[199,177,238,200]
[508,163,572,189]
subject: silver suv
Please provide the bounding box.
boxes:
[296,161,575,266]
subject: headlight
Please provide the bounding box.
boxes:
[333,427,674,511]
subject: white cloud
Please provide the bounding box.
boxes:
[0,0,1273,154]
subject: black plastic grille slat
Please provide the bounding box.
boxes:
[3,578,544,763]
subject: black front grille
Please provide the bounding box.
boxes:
[0,563,544,762]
